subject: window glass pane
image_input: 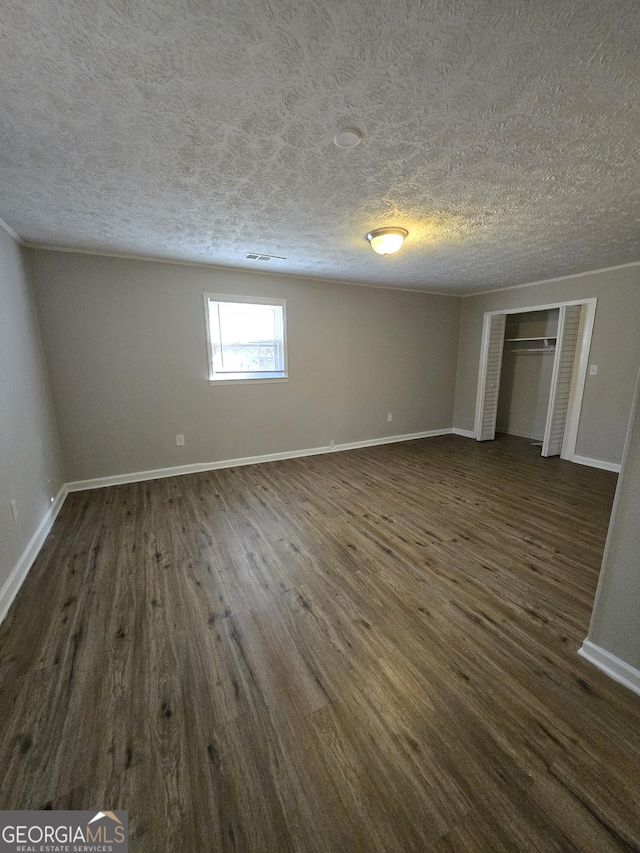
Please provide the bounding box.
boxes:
[207,298,285,379]
[218,302,278,345]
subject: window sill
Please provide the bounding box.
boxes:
[209,376,289,386]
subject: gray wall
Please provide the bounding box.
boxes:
[0,229,64,591]
[454,265,640,464]
[587,368,640,670]
[497,351,555,440]
[28,250,461,482]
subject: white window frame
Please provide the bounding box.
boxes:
[203,293,289,386]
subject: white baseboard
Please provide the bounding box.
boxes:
[571,455,621,473]
[0,485,68,625]
[335,429,451,452]
[451,428,476,439]
[66,428,454,492]
[578,640,640,697]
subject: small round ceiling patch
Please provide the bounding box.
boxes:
[333,129,363,148]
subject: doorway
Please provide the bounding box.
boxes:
[474,298,597,460]
[497,308,558,446]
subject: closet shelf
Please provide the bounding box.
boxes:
[513,348,556,354]
[506,335,557,355]
[505,336,557,342]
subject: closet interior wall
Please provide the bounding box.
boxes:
[497,309,559,441]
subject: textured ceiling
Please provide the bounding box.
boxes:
[1,0,639,293]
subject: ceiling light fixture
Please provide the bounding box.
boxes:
[365,227,408,256]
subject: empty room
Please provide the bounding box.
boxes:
[1,0,639,850]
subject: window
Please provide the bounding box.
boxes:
[204,294,288,384]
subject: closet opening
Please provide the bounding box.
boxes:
[474,299,596,460]
[498,308,558,447]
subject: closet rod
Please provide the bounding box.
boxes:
[511,348,556,354]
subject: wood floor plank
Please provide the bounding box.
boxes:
[0,434,638,851]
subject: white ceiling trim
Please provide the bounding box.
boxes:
[0,217,24,245]
[24,243,455,297]
[463,260,640,298]
[25,242,640,299]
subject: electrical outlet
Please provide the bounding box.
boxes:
[589,364,598,376]
[387,413,393,422]
[176,434,185,446]
[329,439,335,449]
[10,499,18,521]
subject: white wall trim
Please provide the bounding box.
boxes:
[571,455,621,473]
[0,485,68,625]
[578,640,640,697]
[335,429,451,451]
[462,260,640,297]
[0,216,24,245]
[483,297,596,316]
[452,427,476,439]
[65,429,453,491]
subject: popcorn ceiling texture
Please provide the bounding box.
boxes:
[0,0,639,293]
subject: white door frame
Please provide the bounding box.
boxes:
[474,297,597,460]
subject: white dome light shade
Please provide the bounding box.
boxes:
[366,227,408,256]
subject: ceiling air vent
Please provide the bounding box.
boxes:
[244,252,286,262]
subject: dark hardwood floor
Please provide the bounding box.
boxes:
[1,434,639,851]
